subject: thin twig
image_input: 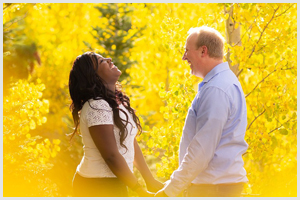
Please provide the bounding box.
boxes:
[247,109,266,130]
[274,3,295,18]
[3,3,13,11]
[236,68,243,77]
[267,118,295,135]
[3,13,28,30]
[245,59,284,98]
[248,6,280,59]
[245,68,277,98]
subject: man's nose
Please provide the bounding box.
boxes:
[182,53,187,60]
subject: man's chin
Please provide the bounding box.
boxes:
[190,69,196,76]
[191,71,203,78]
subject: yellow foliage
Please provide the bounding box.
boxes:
[3,2,297,197]
[3,79,61,196]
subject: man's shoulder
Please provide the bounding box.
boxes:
[206,70,239,91]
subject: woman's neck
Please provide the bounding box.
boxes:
[106,83,116,92]
[106,83,122,105]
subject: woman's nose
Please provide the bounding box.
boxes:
[107,58,112,63]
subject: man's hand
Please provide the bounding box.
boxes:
[135,186,155,197]
[146,178,164,193]
[154,189,168,197]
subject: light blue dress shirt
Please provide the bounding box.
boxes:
[164,62,249,197]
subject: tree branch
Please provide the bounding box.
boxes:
[236,68,243,78]
[3,14,28,30]
[274,3,295,18]
[248,6,280,59]
[245,68,277,98]
[247,108,266,130]
[267,118,295,135]
[245,59,285,98]
[3,3,13,11]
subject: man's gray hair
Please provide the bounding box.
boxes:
[188,26,225,59]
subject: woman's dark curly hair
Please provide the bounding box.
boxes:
[68,51,142,150]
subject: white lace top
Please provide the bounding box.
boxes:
[76,98,138,178]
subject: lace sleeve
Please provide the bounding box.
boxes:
[86,99,114,127]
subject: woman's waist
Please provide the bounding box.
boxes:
[80,154,134,166]
[77,157,134,177]
[83,147,135,160]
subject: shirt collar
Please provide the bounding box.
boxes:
[198,62,230,92]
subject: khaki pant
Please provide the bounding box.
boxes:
[185,183,245,197]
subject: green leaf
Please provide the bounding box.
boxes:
[267,117,272,122]
[279,128,288,135]
[271,136,278,148]
[292,122,297,130]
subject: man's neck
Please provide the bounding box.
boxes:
[202,58,223,77]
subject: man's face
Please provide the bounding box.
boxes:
[182,33,202,77]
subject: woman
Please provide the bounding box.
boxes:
[68,52,163,197]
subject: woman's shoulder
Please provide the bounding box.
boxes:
[85,98,112,111]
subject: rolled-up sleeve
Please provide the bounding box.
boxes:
[164,86,231,197]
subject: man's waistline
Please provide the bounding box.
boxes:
[190,182,245,187]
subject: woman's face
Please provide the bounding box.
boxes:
[94,54,122,84]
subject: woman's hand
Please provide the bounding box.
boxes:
[135,186,155,197]
[146,178,164,193]
[155,189,168,197]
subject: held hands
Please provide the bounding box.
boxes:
[147,178,168,197]
[146,178,164,193]
[133,178,164,197]
[154,181,169,197]
[133,182,155,197]
[136,187,168,197]
[136,187,155,197]
[154,189,168,197]
[137,189,168,197]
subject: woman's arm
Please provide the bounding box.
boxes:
[133,138,164,193]
[89,125,152,197]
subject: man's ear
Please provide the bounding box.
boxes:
[198,46,208,57]
[201,46,208,56]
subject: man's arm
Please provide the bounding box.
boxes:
[162,87,231,197]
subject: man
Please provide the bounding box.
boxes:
[155,26,248,197]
